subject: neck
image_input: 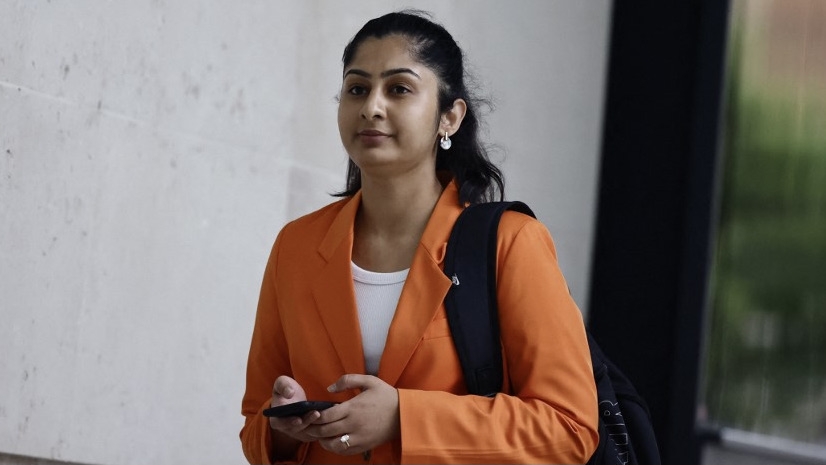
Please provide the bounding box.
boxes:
[352,172,445,272]
[358,173,444,236]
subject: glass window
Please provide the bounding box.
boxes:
[701,0,826,451]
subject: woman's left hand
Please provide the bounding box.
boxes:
[306,374,400,456]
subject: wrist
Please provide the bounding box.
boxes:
[269,425,305,462]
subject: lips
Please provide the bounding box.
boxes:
[358,129,389,136]
[357,129,390,147]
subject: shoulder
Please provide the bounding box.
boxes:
[269,196,352,259]
[279,197,349,237]
[496,209,558,258]
[497,209,552,241]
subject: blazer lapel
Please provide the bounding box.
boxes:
[378,181,463,386]
[308,182,464,384]
[311,193,366,377]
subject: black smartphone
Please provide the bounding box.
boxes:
[263,400,337,418]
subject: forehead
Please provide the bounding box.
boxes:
[344,35,425,75]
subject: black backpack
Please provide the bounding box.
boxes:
[443,201,661,465]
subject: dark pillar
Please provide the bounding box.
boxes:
[587,1,731,464]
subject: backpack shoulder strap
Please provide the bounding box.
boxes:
[443,201,535,396]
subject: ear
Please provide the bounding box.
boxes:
[440,98,467,137]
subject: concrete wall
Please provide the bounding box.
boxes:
[0,1,611,464]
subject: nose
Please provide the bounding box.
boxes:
[360,89,386,120]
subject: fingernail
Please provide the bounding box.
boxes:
[327,384,336,392]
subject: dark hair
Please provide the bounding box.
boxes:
[334,10,504,205]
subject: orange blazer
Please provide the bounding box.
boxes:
[240,181,598,464]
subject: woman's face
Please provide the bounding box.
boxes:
[337,35,443,181]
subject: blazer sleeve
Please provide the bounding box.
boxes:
[239,232,310,464]
[397,215,599,464]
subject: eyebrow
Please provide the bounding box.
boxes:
[343,68,421,79]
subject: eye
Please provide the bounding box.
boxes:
[390,84,411,95]
[346,85,367,96]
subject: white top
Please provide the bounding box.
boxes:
[351,261,409,376]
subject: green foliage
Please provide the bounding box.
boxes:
[703,13,826,445]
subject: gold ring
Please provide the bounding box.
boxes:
[340,434,351,448]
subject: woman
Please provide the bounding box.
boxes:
[240,11,598,464]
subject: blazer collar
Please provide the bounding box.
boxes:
[379,181,463,385]
[311,181,464,385]
[417,180,464,265]
[312,190,364,377]
[318,190,362,262]
[317,180,464,264]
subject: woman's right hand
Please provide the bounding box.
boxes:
[268,375,321,443]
